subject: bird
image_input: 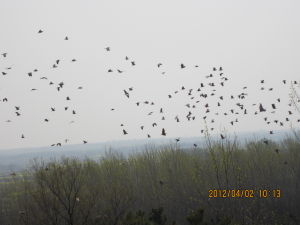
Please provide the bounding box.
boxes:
[175,138,180,142]
[38,29,43,34]
[140,126,144,130]
[72,110,76,115]
[1,53,7,57]
[15,106,20,110]
[147,134,151,138]
[28,72,32,77]
[44,119,49,122]
[180,63,185,69]
[78,86,83,89]
[161,128,166,136]
[259,104,266,112]
[71,59,76,62]
[157,63,162,68]
[220,134,225,139]
[66,96,71,100]
[124,90,129,98]
[83,140,87,144]
[123,129,128,135]
[131,61,136,66]
[108,69,113,73]
[65,36,69,40]
[58,82,64,88]
[105,47,110,51]
[117,69,123,73]
[21,134,25,139]
[2,72,7,76]
[16,112,21,116]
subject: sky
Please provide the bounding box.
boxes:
[0,0,300,150]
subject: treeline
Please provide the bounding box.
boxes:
[0,135,300,225]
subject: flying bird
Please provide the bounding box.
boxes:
[124,90,129,98]
[161,128,166,136]
[259,103,266,112]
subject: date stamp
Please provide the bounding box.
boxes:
[208,189,281,198]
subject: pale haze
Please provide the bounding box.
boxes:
[0,0,299,150]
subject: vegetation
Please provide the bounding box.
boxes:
[0,133,299,225]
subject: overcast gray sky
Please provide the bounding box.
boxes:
[0,0,299,150]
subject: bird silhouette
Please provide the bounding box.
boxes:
[161,128,166,136]
[38,29,43,34]
[124,90,129,98]
[259,104,266,112]
[1,53,7,57]
[180,63,185,69]
[123,129,128,135]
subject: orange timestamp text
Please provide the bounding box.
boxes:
[208,189,281,198]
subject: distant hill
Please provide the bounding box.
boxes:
[0,129,294,175]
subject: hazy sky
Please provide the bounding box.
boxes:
[0,0,300,150]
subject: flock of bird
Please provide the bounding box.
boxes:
[1,29,300,149]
